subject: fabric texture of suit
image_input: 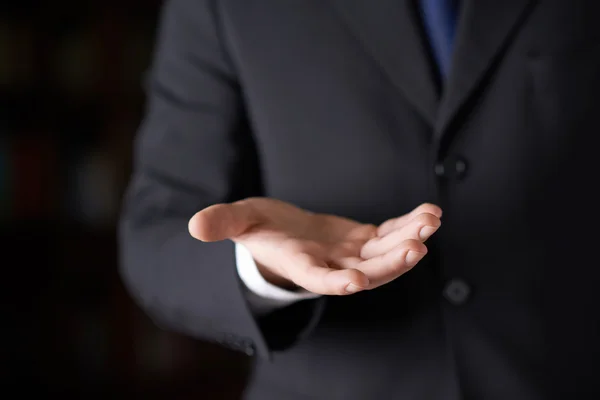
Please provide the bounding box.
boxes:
[119,0,600,398]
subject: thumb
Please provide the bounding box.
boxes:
[188,201,260,242]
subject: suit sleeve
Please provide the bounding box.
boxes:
[118,0,325,359]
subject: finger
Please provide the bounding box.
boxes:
[376,203,442,237]
[361,212,441,259]
[357,239,427,287]
[377,203,442,237]
[188,200,261,242]
[285,252,370,295]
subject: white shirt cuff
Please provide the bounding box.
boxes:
[235,242,320,314]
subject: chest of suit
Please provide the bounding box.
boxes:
[220,0,599,210]
[220,1,600,398]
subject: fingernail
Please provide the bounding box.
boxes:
[405,251,424,267]
[419,226,437,241]
[345,283,363,293]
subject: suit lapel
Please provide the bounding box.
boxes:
[435,0,537,138]
[331,0,439,126]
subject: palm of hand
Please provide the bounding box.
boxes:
[231,198,440,295]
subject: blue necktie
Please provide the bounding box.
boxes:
[419,0,460,79]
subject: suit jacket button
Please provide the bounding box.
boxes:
[434,163,446,177]
[454,158,468,179]
[443,279,471,305]
[435,157,468,179]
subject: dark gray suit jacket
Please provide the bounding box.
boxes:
[119,0,600,398]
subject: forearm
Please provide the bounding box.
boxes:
[119,204,326,356]
[118,184,265,353]
[119,0,326,357]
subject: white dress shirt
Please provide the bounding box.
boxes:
[235,243,321,315]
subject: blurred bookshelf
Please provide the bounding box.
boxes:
[1,1,250,398]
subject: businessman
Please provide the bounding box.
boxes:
[119,0,600,398]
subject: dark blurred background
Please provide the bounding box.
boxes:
[2,1,250,397]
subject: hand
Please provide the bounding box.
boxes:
[188,198,442,295]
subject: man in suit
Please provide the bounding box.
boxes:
[119,0,600,398]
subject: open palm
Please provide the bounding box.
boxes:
[189,198,442,295]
